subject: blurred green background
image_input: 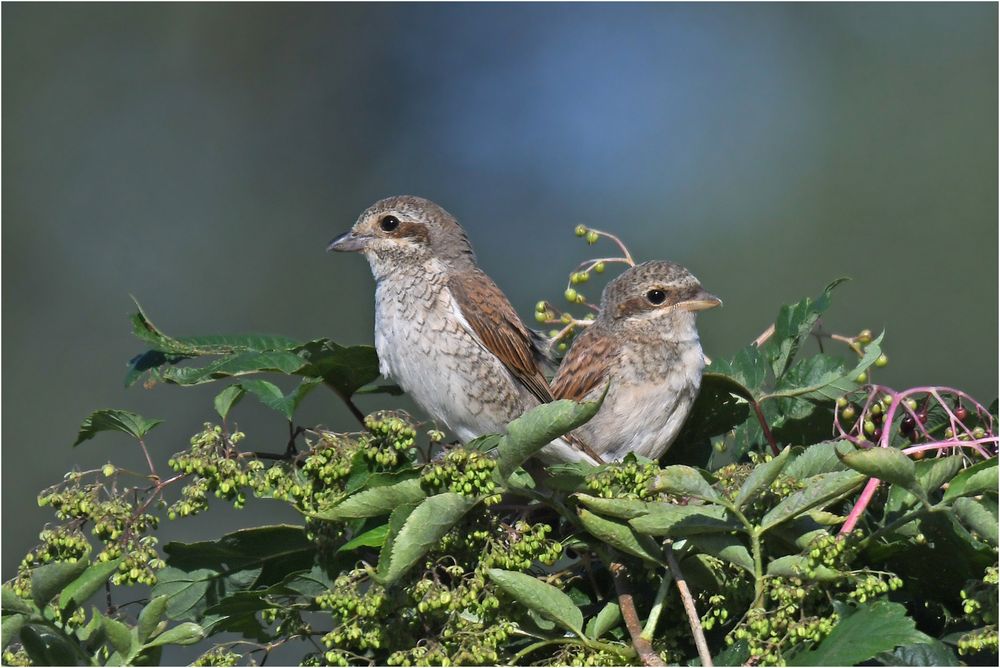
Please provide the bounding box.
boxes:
[3,2,997,582]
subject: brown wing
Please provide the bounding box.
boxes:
[448,270,554,404]
[550,325,617,401]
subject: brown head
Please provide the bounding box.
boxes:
[598,260,720,326]
[327,196,477,271]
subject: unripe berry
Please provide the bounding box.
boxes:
[574,224,588,237]
[875,354,888,368]
[837,397,849,408]
[594,261,606,273]
[855,371,868,384]
[857,329,873,344]
[842,406,856,421]
[585,231,599,245]
[564,288,578,303]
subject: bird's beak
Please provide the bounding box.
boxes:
[327,230,369,253]
[680,290,722,312]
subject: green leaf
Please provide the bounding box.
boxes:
[764,332,884,402]
[915,455,964,498]
[100,614,135,656]
[338,525,389,553]
[376,493,477,584]
[575,494,655,520]
[142,622,205,648]
[153,525,315,620]
[766,555,843,582]
[629,504,736,537]
[19,624,79,666]
[58,558,122,611]
[129,300,300,356]
[236,377,321,420]
[295,339,382,397]
[311,478,427,520]
[2,614,28,654]
[943,458,998,501]
[784,441,848,479]
[136,596,168,644]
[763,278,848,379]
[760,471,865,532]
[160,350,308,386]
[686,534,754,573]
[487,569,584,636]
[2,615,26,650]
[213,385,245,420]
[585,602,621,640]
[648,466,722,504]
[673,373,753,444]
[708,345,768,396]
[840,446,918,489]
[876,639,959,666]
[30,558,89,608]
[578,508,664,565]
[2,586,33,615]
[735,445,793,508]
[73,410,163,446]
[952,496,998,546]
[496,397,603,478]
[789,600,930,666]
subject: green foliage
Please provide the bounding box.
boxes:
[4,282,997,667]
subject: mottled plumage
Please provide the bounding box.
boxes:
[552,261,720,461]
[329,195,599,464]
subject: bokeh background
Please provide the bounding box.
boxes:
[3,0,997,597]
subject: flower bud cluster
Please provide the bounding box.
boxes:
[192,647,244,666]
[846,573,903,603]
[957,564,999,655]
[168,424,249,513]
[421,448,499,503]
[585,456,661,500]
[318,571,390,652]
[362,413,417,468]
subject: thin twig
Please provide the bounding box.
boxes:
[664,543,713,668]
[136,438,158,481]
[609,562,666,667]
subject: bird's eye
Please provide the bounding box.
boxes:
[646,289,667,305]
[379,215,400,232]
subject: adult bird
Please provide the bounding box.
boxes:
[551,260,720,462]
[328,195,601,464]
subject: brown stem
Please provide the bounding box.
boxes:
[609,562,666,667]
[137,438,158,481]
[751,400,779,455]
[329,382,367,426]
[665,543,713,668]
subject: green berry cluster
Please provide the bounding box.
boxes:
[957,563,998,656]
[11,526,90,597]
[318,571,391,652]
[846,572,903,604]
[362,413,417,468]
[192,646,244,666]
[168,424,249,513]
[550,645,629,666]
[585,456,661,500]
[727,579,839,666]
[421,448,500,503]
[101,534,165,586]
[1,648,30,666]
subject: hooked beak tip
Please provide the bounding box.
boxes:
[327,231,366,253]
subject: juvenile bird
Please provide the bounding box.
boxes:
[551,260,720,462]
[328,196,601,464]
